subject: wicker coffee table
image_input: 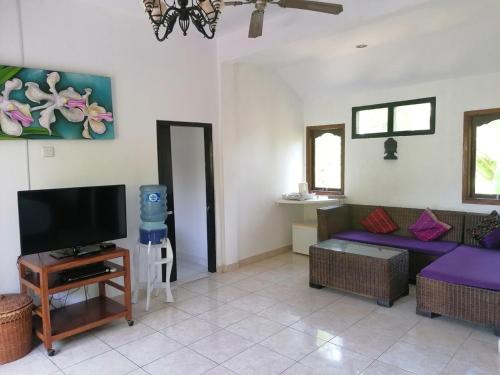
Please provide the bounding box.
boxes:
[309,239,409,307]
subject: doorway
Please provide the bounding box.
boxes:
[156,121,216,283]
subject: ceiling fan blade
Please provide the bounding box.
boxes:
[276,0,343,14]
[248,9,264,38]
[224,0,255,5]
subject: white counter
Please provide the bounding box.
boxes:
[276,197,343,205]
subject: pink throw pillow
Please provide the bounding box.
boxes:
[409,209,451,242]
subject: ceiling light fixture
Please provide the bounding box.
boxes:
[142,0,222,40]
[142,0,344,40]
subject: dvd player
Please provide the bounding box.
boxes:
[59,262,112,283]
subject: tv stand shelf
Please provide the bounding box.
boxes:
[22,260,124,294]
[33,297,126,340]
[18,248,133,356]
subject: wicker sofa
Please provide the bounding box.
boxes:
[317,205,500,336]
[417,213,500,336]
[317,204,465,282]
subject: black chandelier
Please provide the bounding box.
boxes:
[142,0,222,40]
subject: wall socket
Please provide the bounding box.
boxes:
[42,146,55,158]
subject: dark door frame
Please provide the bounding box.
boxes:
[156,120,216,281]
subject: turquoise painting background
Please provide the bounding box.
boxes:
[0,66,114,140]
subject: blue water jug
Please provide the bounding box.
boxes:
[139,185,168,244]
[140,185,167,222]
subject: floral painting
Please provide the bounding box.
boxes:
[0,65,114,140]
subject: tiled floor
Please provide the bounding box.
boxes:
[2,252,499,375]
[176,257,210,284]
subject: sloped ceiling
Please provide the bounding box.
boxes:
[218,0,500,99]
[217,0,433,60]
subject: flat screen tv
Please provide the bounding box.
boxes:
[17,185,127,256]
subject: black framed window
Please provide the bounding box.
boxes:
[352,97,436,139]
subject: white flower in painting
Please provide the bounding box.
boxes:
[0,78,33,136]
[25,72,85,134]
[80,88,114,139]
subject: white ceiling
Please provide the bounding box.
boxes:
[218,0,500,99]
[217,0,433,60]
[74,0,500,99]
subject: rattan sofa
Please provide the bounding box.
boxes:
[317,204,465,282]
[417,213,500,336]
[317,205,500,336]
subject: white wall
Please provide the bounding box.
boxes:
[171,126,208,265]
[304,71,500,213]
[220,63,304,262]
[0,0,219,293]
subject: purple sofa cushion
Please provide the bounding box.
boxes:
[420,245,500,290]
[480,228,500,249]
[471,210,500,243]
[332,230,459,256]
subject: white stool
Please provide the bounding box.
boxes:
[132,238,174,311]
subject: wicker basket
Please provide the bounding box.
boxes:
[0,294,33,364]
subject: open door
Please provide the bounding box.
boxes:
[156,121,216,282]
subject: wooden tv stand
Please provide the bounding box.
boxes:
[18,247,133,356]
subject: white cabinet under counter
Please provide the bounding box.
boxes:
[292,221,317,255]
[277,197,344,255]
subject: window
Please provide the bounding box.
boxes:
[306,124,344,195]
[463,108,500,205]
[352,97,436,138]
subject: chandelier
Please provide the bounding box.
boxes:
[142,0,222,40]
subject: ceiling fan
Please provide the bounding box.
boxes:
[223,0,343,38]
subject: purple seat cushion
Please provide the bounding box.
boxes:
[420,245,500,290]
[332,230,459,256]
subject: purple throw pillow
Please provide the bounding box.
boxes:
[479,228,500,249]
[471,210,500,243]
[409,209,452,242]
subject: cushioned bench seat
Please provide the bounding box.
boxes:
[332,230,459,257]
[420,245,500,290]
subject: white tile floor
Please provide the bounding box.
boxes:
[176,258,210,284]
[2,252,499,375]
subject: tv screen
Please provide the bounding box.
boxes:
[18,185,127,256]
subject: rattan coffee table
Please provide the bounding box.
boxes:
[309,239,409,307]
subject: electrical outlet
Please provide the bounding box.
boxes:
[42,146,55,158]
